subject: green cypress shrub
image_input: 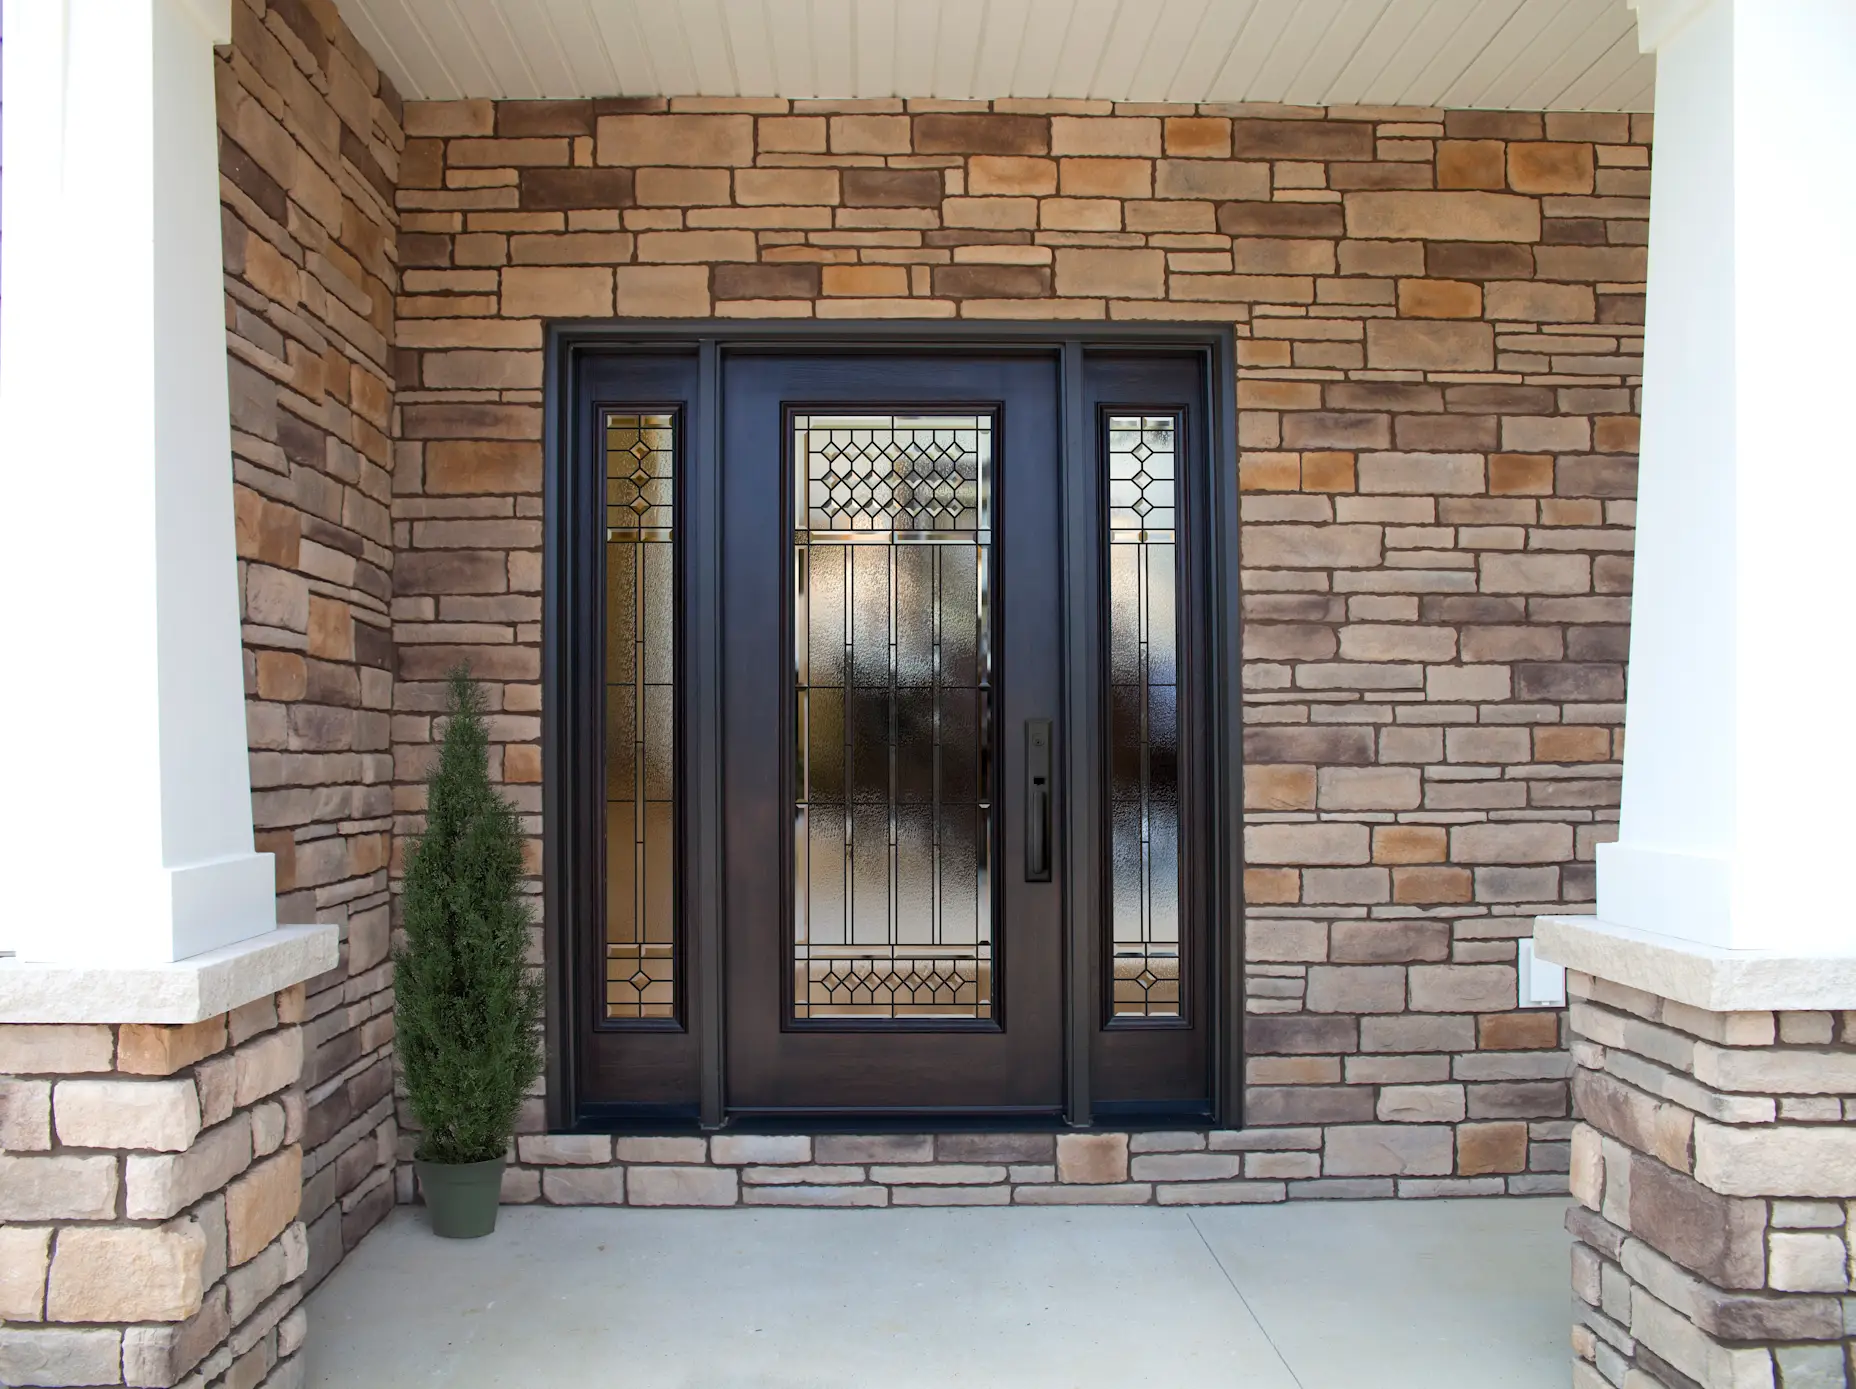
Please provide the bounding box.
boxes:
[395,668,543,1165]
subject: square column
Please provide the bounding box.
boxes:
[0,0,277,963]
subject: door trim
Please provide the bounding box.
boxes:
[543,323,1244,1131]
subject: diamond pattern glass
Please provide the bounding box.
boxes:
[793,414,994,1020]
[1107,415,1181,1019]
[605,413,676,1020]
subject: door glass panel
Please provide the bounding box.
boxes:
[792,414,994,1021]
[1107,415,1182,1020]
[605,412,676,1020]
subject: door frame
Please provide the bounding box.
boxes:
[542,322,1244,1131]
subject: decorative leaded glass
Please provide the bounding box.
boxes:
[1107,415,1181,1020]
[605,413,676,1020]
[792,414,994,1020]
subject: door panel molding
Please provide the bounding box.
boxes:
[544,323,1241,1132]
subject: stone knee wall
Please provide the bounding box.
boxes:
[1566,971,1856,1388]
[0,992,311,1389]
[217,0,403,1285]
[388,96,1645,1188]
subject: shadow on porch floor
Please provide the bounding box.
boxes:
[305,1196,1568,1387]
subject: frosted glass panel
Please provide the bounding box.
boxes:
[605,413,676,1020]
[1107,415,1182,1020]
[792,414,994,1021]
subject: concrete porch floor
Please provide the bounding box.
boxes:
[305,1196,1569,1387]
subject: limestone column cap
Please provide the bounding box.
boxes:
[0,924,338,1024]
[1536,914,1856,1013]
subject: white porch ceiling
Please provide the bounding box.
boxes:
[334,0,1656,111]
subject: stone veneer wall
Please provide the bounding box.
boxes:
[1566,971,1856,1389]
[217,0,403,1282]
[389,96,1644,1198]
[0,992,311,1389]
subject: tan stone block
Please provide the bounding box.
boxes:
[1458,1121,1528,1175]
[540,1166,626,1204]
[626,1166,738,1206]
[1378,1084,1465,1123]
[0,1078,51,1151]
[1154,160,1270,200]
[1489,453,1554,495]
[633,167,732,206]
[1309,965,1407,1015]
[1374,826,1446,864]
[505,743,543,783]
[1325,1124,1453,1176]
[448,136,571,168]
[821,264,909,297]
[126,1118,251,1220]
[195,1054,237,1129]
[1398,279,1482,319]
[1436,140,1505,190]
[55,1078,201,1153]
[1059,158,1150,198]
[1245,822,1370,866]
[966,156,1056,196]
[1365,320,1494,370]
[121,1284,228,1387]
[1594,416,1640,453]
[47,1224,205,1323]
[226,1146,301,1266]
[1050,117,1157,156]
[0,1226,49,1321]
[1039,198,1121,231]
[1054,248,1164,298]
[1484,281,1594,323]
[1164,117,1230,158]
[1233,238,1334,274]
[1344,191,1541,242]
[1301,452,1357,492]
[942,196,1038,229]
[515,1135,614,1166]
[1410,964,1514,1012]
[830,115,912,154]
[1508,142,1595,194]
[233,1028,301,1108]
[637,230,758,263]
[0,1154,118,1220]
[597,115,754,166]
[614,265,710,316]
[759,116,826,153]
[305,596,353,662]
[500,265,614,317]
[1535,727,1610,763]
[1244,868,1299,904]
[1481,552,1590,595]
[1245,765,1315,811]
[1392,866,1473,904]
[736,168,841,205]
[116,1017,228,1079]
[1240,453,1301,491]
[1057,1132,1129,1184]
[405,100,494,138]
[0,1025,114,1075]
[425,440,542,495]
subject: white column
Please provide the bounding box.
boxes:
[0,0,279,964]
[1589,0,1856,957]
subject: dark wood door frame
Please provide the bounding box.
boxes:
[542,322,1244,1132]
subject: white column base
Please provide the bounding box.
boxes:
[0,922,339,1024]
[1535,913,1856,1012]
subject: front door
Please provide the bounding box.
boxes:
[550,330,1233,1129]
[722,353,1065,1117]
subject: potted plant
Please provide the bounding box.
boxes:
[395,668,543,1238]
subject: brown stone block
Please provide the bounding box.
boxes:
[499,265,614,317]
[1486,453,1552,496]
[1396,415,1495,451]
[1327,162,1432,191]
[1392,866,1472,904]
[1245,1014,1359,1055]
[395,551,508,596]
[1239,453,1301,491]
[1534,245,1646,282]
[1165,117,1230,157]
[932,265,1050,298]
[1300,453,1356,492]
[1397,279,1482,319]
[1154,160,1269,201]
[1245,765,1316,811]
[1534,726,1610,763]
[1629,1154,1767,1289]
[1232,120,1373,161]
[713,264,821,299]
[425,440,541,495]
[306,597,353,662]
[914,114,1048,155]
[1483,281,1594,322]
[447,137,572,169]
[1372,826,1446,865]
[1059,158,1151,198]
[833,168,934,207]
[1478,1012,1560,1050]
[1512,663,1623,701]
[1457,1121,1527,1176]
[254,652,307,703]
[1330,920,1450,963]
[1508,142,1595,194]
[1346,191,1540,242]
[634,167,732,206]
[517,168,635,210]
[1244,726,1375,765]
[1443,111,1542,141]
[597,114,754,166]
[1436,140,1505,190]
[1281,412,1388,450]
[1054,248,1163,298]
[821,265,909,297]
[497,100,595,137]
[1244,1086,1376,1126]
[1216,201,1343,237]
[1233,238,1335,274]
[1594,416,1640,452]
[118,1018,228,1078]
[234,488,301,569]
[1365,320,1494,370]
[614,265,710,316]
[1426,242,1535,280]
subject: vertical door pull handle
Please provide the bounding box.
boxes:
[1026,719,1052,882]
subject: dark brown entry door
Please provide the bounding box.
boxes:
[721,353,1066,1117]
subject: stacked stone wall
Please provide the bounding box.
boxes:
[1566,972,1856,1388]
[388,96,1646,1196]
[217,0,403,1283]
[0,992,312,1389]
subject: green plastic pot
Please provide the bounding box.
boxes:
[416,1156,505,1239]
